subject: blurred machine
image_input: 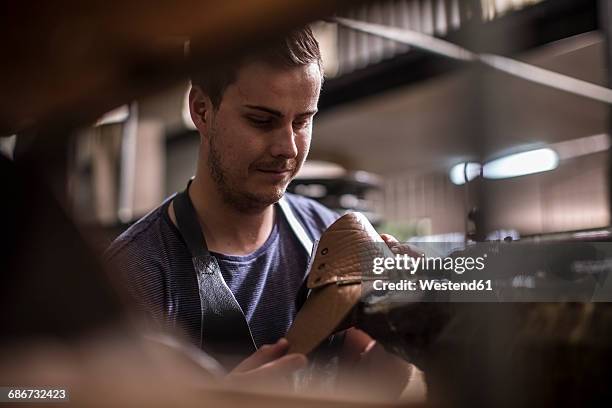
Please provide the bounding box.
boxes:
[355,237,612,407]
[288,160,384,226]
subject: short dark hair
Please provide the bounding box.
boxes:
[189,26,323,108]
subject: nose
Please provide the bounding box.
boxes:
[269,123,298,159]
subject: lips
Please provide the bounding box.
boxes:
[256,163,294,173]
[254,160,296,178]
[258,168,292,173]
[255,167,294,182]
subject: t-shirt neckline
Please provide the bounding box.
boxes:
[162,195,282,263]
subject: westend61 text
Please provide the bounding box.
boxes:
[373,279,493,291]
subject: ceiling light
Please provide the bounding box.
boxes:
[483,148,558,179]
[450,162,481,185]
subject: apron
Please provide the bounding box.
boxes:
[172,182,313,369]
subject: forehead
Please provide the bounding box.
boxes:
[223,60,321,111]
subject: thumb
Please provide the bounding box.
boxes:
[231,338,289,373]
[380,233,399,245]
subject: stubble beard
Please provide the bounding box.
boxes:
[207,134,292,213]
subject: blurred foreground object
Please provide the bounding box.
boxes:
[0,0,348,135]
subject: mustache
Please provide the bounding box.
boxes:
[253,159,297,172]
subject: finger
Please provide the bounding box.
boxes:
[381,234,423,257]
[357,342,413,398]
[380,233,399,245]
[231,338,289,373]
[380,233,405,254]
[245,353,307,379]
[232,338,289,372]
[340,328,376,364]
[393,243,424,258]
[360,338,377,355]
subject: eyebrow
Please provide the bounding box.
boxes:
[243,104,318,118]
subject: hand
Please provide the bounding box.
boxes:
[336,328,413,401]
[380,233,422,257]
[224,338,307,391]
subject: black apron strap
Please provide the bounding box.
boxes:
[173,187,256,367]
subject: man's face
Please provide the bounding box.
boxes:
[193,61,321,211]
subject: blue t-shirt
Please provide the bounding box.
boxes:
[105,192,338,348]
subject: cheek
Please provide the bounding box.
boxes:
[214,123,253,162]
[221,130,269,174]
[296,132,311,159]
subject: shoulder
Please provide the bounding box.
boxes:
[104,196,175,266]
[104,197,181,318]
[282,192,340,240]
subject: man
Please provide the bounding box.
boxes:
[106,27,411,394]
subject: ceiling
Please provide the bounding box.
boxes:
[311,31,608,176]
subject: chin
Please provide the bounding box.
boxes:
[250,185,286,205]
[260,188,285,204]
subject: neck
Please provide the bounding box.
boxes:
[181,170,276,256]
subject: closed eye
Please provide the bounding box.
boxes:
[292,119,310,129]
[246,116,273,127]
[294,113,316,129]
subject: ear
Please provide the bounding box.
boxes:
[189,85,212,136]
